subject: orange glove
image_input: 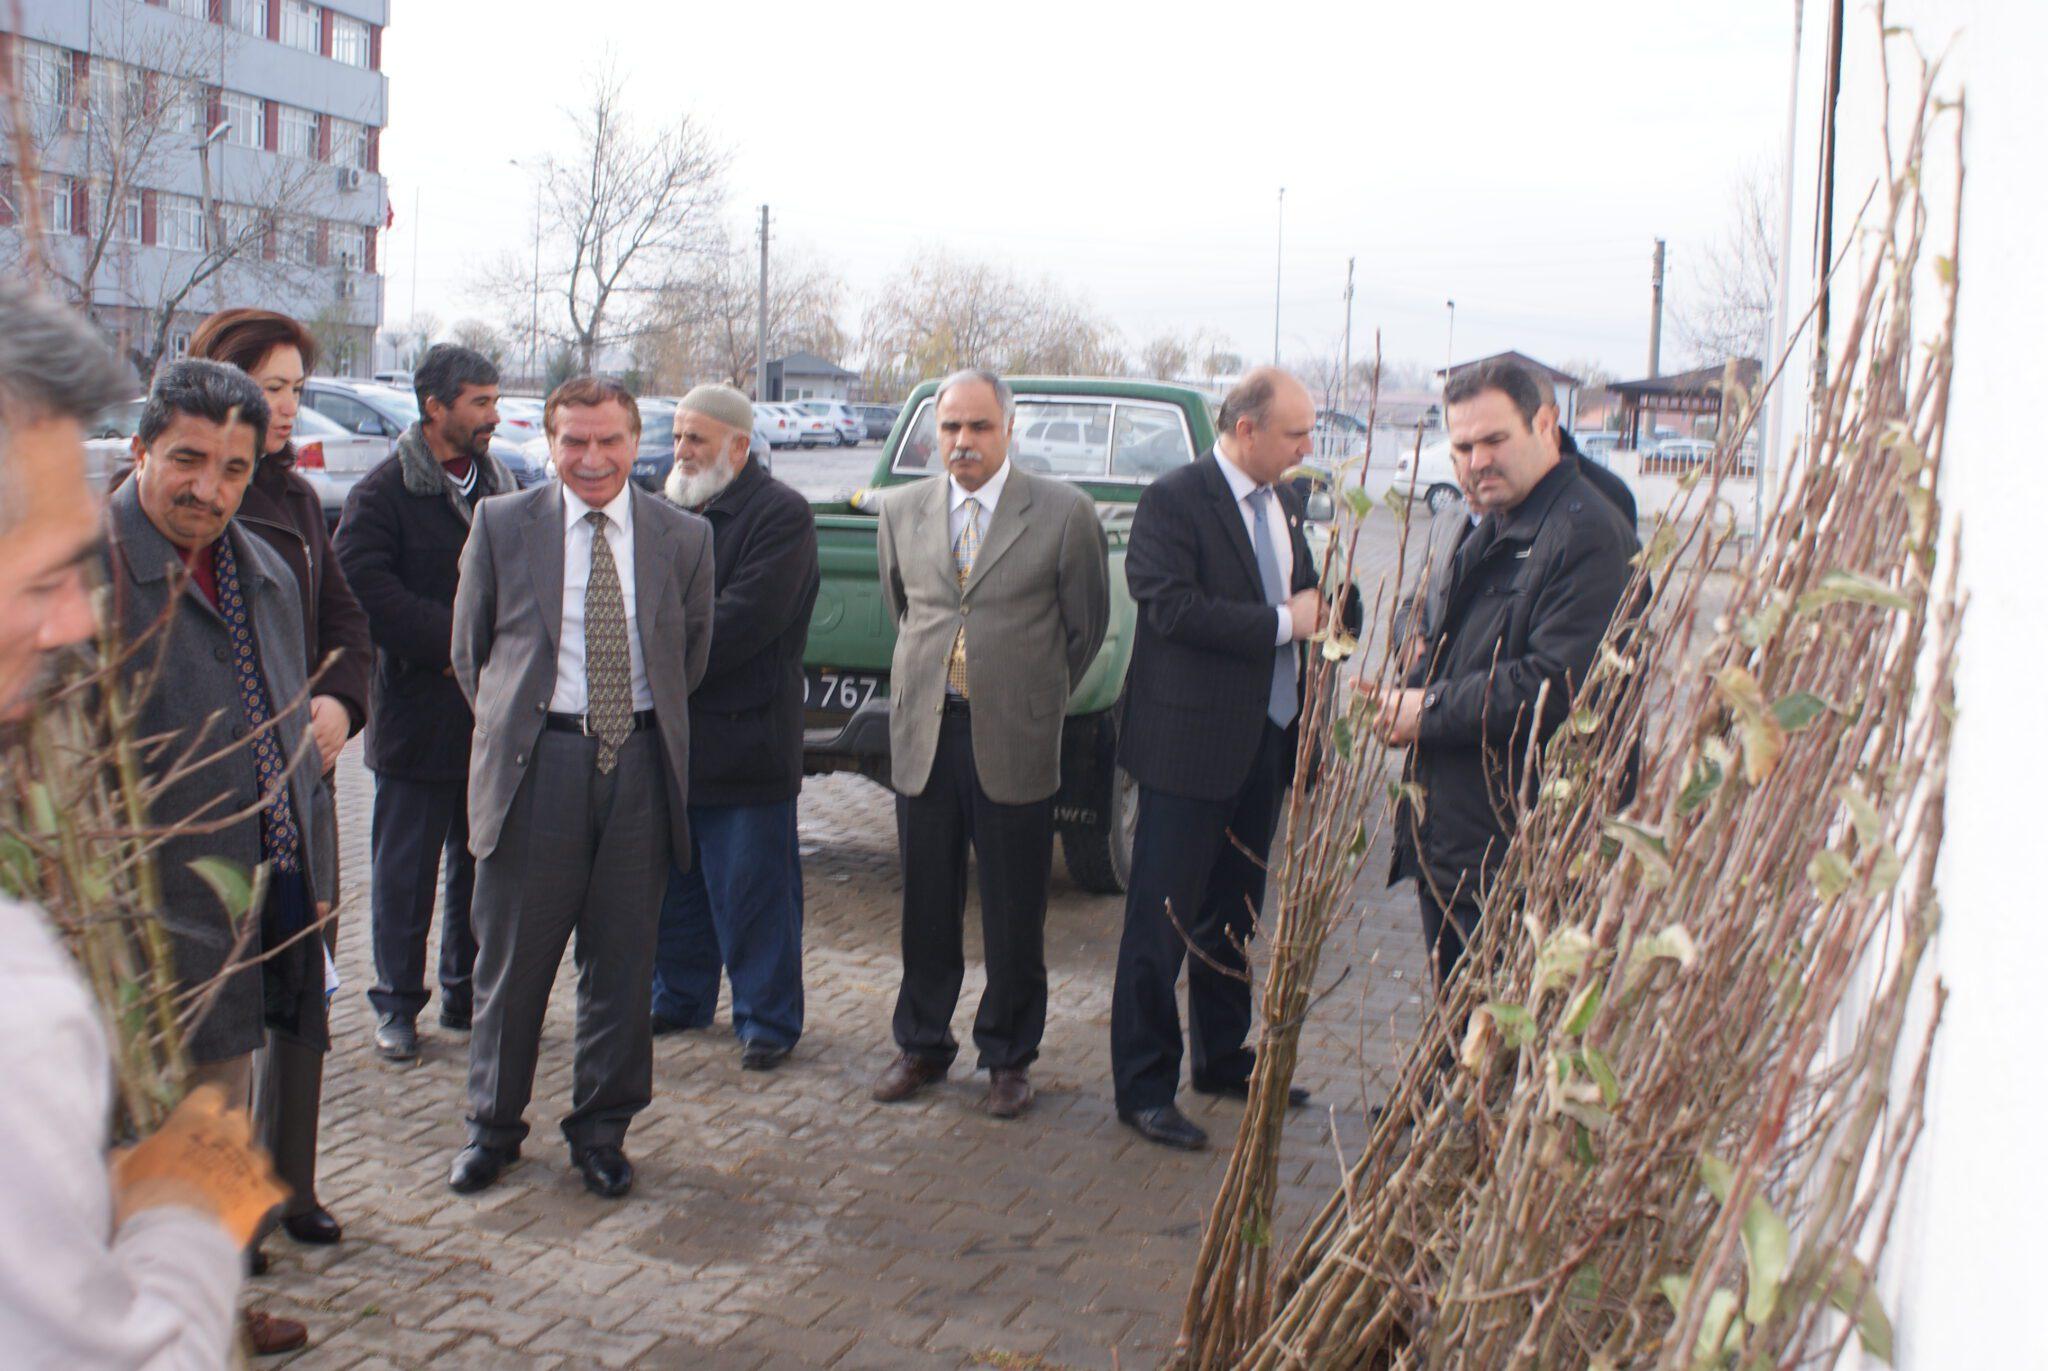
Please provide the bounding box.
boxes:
[111,1085,289,1248]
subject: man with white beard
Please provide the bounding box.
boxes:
[651,386,820,1069]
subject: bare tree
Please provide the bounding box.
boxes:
[1140,332,1193,381]
[527,63,728,371]
[1676,161,1779,366]
[448,318,509,367]
[641,230,846,392]
[381,313,441,372]
[857,248,1123,396]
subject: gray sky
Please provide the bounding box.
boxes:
[380,0,1793,381]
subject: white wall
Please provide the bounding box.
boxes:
[1775,3,2048,1364]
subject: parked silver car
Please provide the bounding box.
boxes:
[85,396,384,527]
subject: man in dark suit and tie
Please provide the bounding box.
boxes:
[870,369,1109,1119]
[446,377,714,1199]
[1111,367,1333,1150]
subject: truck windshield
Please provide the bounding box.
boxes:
[891,395,1196,483]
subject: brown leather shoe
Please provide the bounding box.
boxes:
[985,1068,1034,1119]
[244,1308,309,1356]
[871,1052,947,1103]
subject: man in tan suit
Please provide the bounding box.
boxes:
[872,369,1109,1118]
[448,376,713,1200]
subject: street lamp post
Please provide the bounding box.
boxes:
[1444,299,1457,374]
[193,120,229,254]
[510,158,542,388]
[1272,186,1285,367]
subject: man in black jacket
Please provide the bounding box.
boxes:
[649,385,820,1071]
[1376,359,1638,986]
[334,345,513,1062]
[1110,368,1336,1151]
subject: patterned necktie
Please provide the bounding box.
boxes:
[213,537,302,874]
[582,510,634,774]
[1247,487,1298,728]
[947,496,981,697]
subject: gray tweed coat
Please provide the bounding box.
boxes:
[103,480,337,1064]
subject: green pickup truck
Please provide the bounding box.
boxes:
[799,376,1219,895]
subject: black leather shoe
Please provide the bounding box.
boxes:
[373,1015,418,1062]
[447,1143,517,1195]
[739,1040,791,1071]
[438,1005,471,1033]
[1192,1077,1312,1108]
[1119,1104,1209,1151]
[573,1145,634,1199]
[281,1206,341,1245]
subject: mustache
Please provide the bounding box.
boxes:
[172,494,227,517]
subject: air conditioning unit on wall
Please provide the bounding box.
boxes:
[336,166,365,193]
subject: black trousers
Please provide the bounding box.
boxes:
[892,706,1053,1073]
[366,773,477,1022]
[1417,880,1483,989]
[1110,721,1293,1112]
[466,729,670,1152]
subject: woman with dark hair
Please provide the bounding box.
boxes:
[187,308,373,1261]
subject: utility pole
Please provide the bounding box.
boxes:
[409,187,421,325]
[1340,256,1355,416]
[1444,299,1456,374]
[1272,187,1285,367]
[753,205,771,402]
[1647,237,1667,378]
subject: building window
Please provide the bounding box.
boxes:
[330,223,367,271]
[161,78,207,137]
[280,1,322,53]
[332,16,371,69]
[221,91,264,149]
[329,118,368,171]
[158,193,204,251]
[278,216,318,266]
[15,40,75,137]
[88,59,145,127]
[42,175,73,234]
[93,184,145,243]
[170,330,193,358]
[224,0,267,40]
[165,0,209,18]
[278,104,319,160]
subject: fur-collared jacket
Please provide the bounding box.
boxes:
[333,423,514,782]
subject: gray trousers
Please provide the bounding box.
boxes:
[464,728,671,1153]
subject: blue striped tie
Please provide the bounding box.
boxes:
[1247,487,1297,728]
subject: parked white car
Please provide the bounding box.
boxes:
[794,400,865,446]
[1387,438,1465,514]
[755,403,803,448]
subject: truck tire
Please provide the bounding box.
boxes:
[1061,762,1138,895]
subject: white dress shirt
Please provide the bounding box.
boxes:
[551,482,654,713]
[0,897,242,1368]
[1213,446,1296,646]
[947,454,1012,550]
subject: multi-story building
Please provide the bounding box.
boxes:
[0,1,390,377]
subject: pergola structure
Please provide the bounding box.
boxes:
[1608,359,1763,450]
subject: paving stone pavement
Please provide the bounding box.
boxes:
[250,519,1436,1370]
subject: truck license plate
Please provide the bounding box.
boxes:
[804,669,884,713]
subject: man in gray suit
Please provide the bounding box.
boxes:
[871,369,1109,1118]
[447,376,713,1199]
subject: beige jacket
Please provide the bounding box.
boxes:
[877,465,1109,804]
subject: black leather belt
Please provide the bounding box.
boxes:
[544,709,657,734]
